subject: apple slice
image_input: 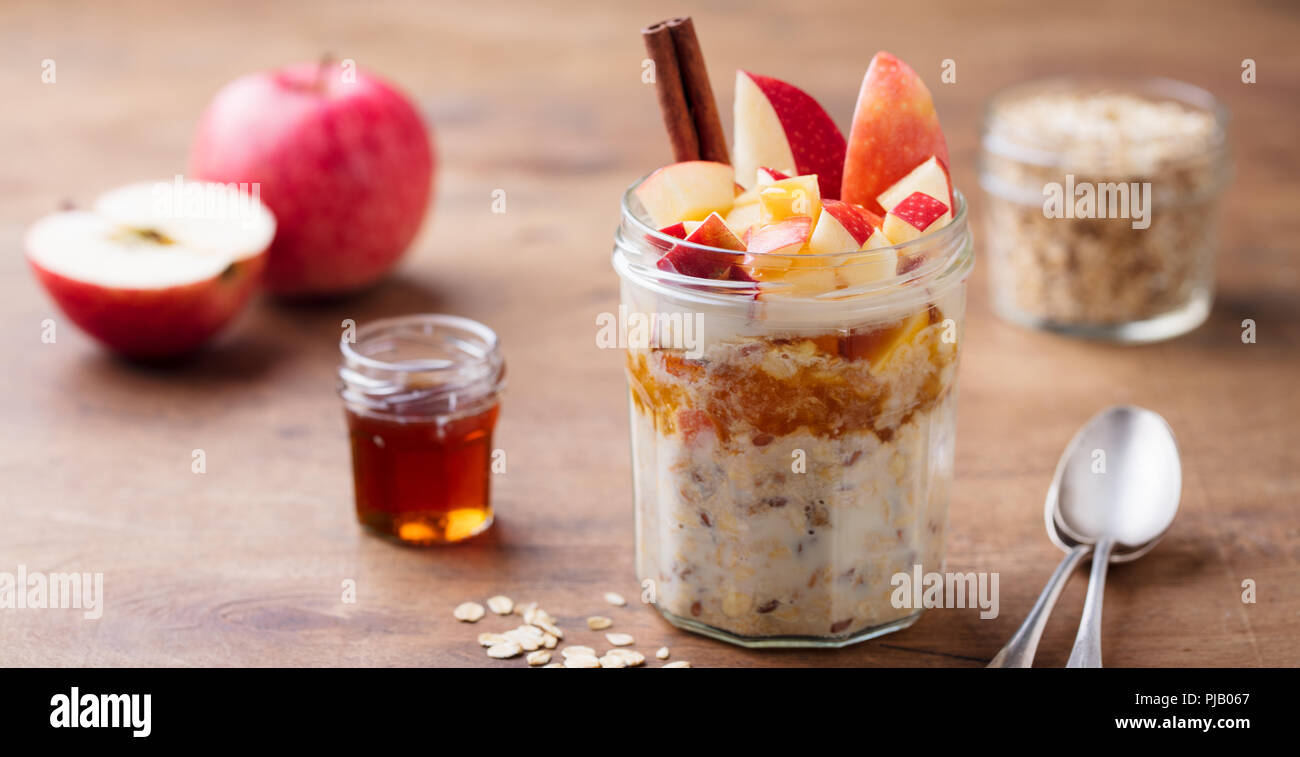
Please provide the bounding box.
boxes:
[656,212,752,282]
[732,71,847,199]
[758,174,821,225]
[746,216,813,256]
[634,160,735,227]
[877,155,953,216]
[882,191,951,244]
[808,199,880,254]
[841,52,951,214]
[24,180,275,358]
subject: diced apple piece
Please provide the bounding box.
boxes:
[724,202,762,240]
[808,199,880,254]
[756,166,791,186]
[733,71,847,198]
[877,155,953,217]
[758,174,821,225]
[658,222,688,239]
[746,216,813,256]
[656,213,752,282]
[882,192,950,244]
[760,266,841,299]
[836,247,898,289]
[841,52,951,214]
[634,160,735,226]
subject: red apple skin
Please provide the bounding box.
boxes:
[657,214,753,282]
[841,52,950,215]
[821,199,881,246]
[191,62,433,297]
[28,254,266,359]
[743,72,846,200]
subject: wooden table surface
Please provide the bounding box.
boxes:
[1,0,1296,667]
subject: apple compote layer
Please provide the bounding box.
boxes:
[627,303,959,640]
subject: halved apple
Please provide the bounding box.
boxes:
[24,180,275,358]
[732,71,847,199]
[841,52,951,214]
[877,155,953,216]
[634,160,735,227]
[882,191,951,244]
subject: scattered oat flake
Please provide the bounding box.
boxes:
[607,648,645,666]
[504,629,540,651]
[604,592,627,607]
[526,650,551,666]
[662,661,691,668]
[524,607,555,626]
[587,616,613,630]
[487,641,522,659]
[542,633,558,649]
[454,602,485,622]
[605,633,634,647]
[534,620,564,639]
[561,645,596,658]
[514,601,537,617]
[656,646,670,660]
[486,595,514,615]
[477,632,510,647]
[543,663,563,668]
[564,654,601,669]
[598,654,628,669]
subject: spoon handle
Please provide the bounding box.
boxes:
[987,544,1090,668]
[1067,537,1115,668]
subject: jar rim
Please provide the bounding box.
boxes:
[981,75,1229,166]
[340,313,500,373]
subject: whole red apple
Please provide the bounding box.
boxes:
[191,61,434,297]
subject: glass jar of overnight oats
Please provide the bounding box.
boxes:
[612,179,973,647]
[979,77,1230,342]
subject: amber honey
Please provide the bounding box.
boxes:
[346,404,499,544]
[338,314,505,545]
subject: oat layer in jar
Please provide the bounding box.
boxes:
[612,182,973,648]
[979,77,1230,342]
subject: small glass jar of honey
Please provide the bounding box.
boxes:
[338,314,505,545]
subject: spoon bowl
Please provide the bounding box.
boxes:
[1047,405,1181,561]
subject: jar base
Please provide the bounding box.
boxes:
[993,288,1211,344]
[655,606,924,649]
[358,508,494,546]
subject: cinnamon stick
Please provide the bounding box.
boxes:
[643,17,730,165]
[642,20,699,161]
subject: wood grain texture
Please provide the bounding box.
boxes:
[0,0,1296,667]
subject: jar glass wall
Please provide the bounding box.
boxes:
[612,180,974,647]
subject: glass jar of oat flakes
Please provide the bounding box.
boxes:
[979,77,1230,342]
